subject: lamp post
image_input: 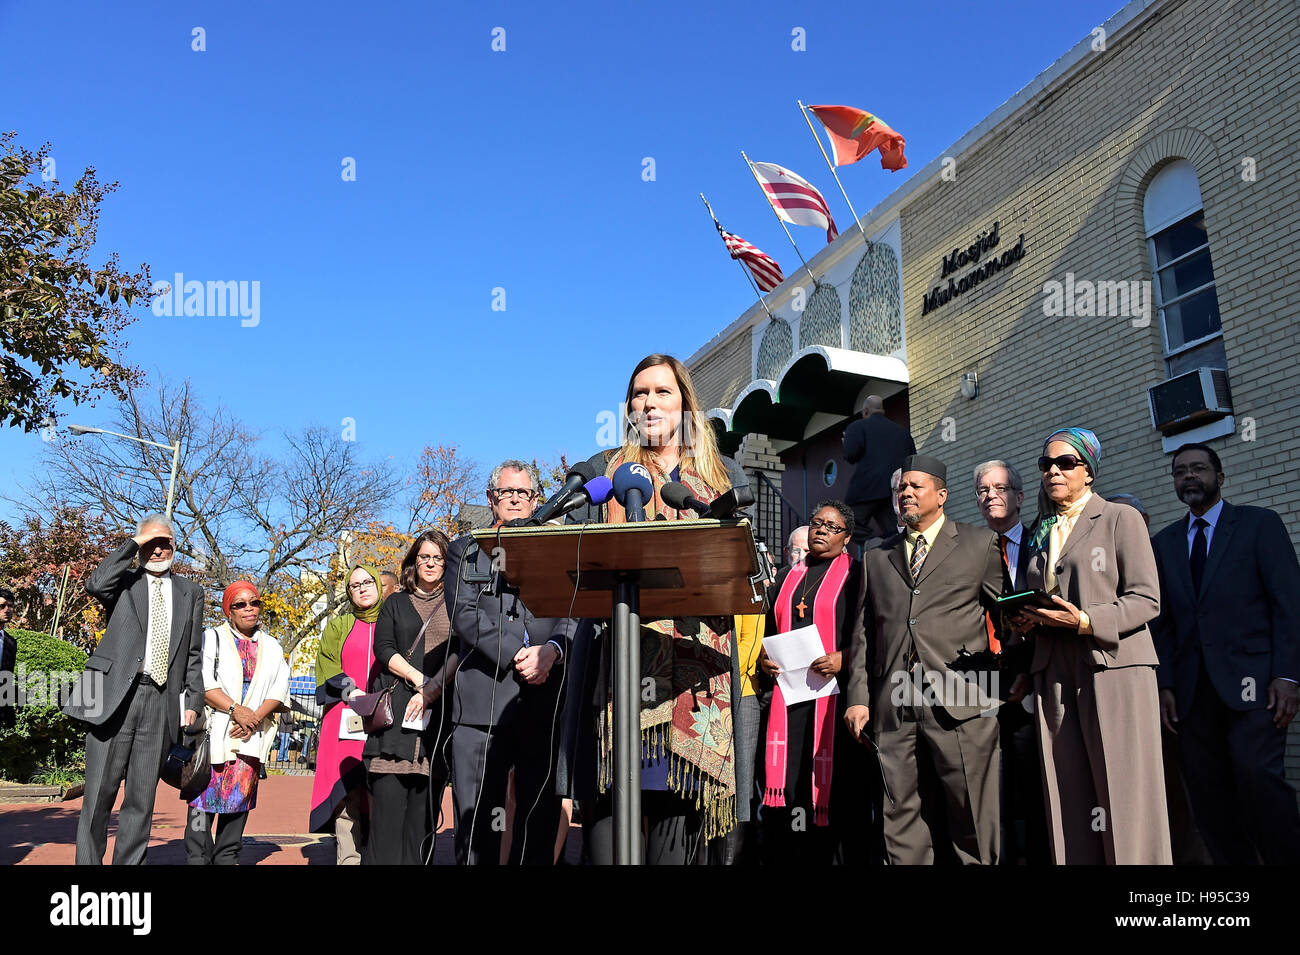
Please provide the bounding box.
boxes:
[67,424,182,518]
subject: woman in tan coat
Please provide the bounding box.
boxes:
[1013,427,1171,864]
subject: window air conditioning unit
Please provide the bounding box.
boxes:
[1147,367,1232,434]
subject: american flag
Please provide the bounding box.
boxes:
[719,227,785,292]
[750,161,839,242]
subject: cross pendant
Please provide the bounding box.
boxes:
[796,598,807,618]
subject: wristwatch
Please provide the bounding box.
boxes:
[228,703,237,717]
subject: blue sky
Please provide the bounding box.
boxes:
[0,0,1125,523]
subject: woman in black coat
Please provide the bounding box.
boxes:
[363,530,457,865]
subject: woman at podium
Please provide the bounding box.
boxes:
[569,353,751,864]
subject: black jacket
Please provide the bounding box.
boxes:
[842,414,915,505]
[445,533,578,726]
[363,592,450,764]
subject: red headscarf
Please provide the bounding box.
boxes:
[222,581,259,618]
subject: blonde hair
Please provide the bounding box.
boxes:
[615,354,730,493]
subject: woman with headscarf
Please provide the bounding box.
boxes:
[363,530,458,865]
[186,581,290,865]
[310,564,385,864]
[572,353,750,864]
[1012,427,1171,864]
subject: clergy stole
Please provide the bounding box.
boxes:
[763,551,850,825]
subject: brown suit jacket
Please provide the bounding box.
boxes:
[1024,493,1161,672]
[846,516,1004,729]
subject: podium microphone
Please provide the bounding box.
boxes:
[661,481,756,518]
[612,462,654,522]
[531,461,598,525]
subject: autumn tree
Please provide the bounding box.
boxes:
[0,131,152,432]
[0,506,113,648]
[405,444,481,538]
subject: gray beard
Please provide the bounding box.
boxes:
[900,512,921,526]
[144,557,174,574]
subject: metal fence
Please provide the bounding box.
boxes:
[751,470,803,557]
[265,677,322,775]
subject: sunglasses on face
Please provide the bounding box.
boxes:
[230,600,261,611]
[1038,454,1087,473]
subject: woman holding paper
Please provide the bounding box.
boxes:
[310,564,386,863]
[758,500,868,864]
[364,530,457,865]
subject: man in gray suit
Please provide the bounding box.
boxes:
[63,514,204,865]
[1151,443,1300,864]
[845,454,1004,864]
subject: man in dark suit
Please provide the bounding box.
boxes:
[845,454,1004,864]
[1150,442,1300,864]
[63,515,204,865]
[0,588,17,730]
[973,460,1048,865]
[446,460,577,865]
[842,395,915,553]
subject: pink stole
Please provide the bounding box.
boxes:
[762,552,849,825]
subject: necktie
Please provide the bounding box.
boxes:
[146,578,169,683]
[1190,518,1208,595]
[909,533,928,581]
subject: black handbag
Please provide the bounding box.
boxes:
[173,627,221,800]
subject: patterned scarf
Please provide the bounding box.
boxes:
[763,551,849,825]
[1029,427,1102,551]
[598,451,737,839]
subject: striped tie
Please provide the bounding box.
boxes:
[146,578,169,684]
[909,534,928,581]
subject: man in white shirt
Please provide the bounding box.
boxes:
[64,514,204,865]
[974,460,1048,865]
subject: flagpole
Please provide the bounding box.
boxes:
[700,193,775,320]
[741,150,819,287]
[798,99,869,247]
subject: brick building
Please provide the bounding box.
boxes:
[684,0,1300,783]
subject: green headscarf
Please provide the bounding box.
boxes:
[1028,427,1102,550]
[315,564,385,689]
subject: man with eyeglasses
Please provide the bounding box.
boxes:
[63,514,205,864]
[1149,442,1300,864]
[973,460,1048,866]
[0,588,17,730]
[445,459,578,864]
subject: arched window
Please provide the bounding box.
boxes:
[1143,160,1225,377]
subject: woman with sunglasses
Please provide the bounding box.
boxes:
[186,581,290,865]
[364,530,458,865]
[310,564,386,863]
[757,500,868,864]
[1013,427,1170,864]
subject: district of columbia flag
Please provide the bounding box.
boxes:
[749,161,839,242]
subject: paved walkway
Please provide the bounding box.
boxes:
[0,777,581,864]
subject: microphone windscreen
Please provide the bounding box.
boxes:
[611,462,654,506]
[659,481,693,511]
[583,475,614,505]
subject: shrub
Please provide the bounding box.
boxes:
[0,629,88,782]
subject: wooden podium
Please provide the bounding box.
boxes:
[471,517,766,864]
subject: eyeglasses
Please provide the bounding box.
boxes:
[415,554,445,565]
[809,518,847,535]
[347,580,376,593]
[976,484,1015,499]
[1038,454,1087,473]
[1172,463,1214,478]
[492,487,537,501]
[229,600,261,611]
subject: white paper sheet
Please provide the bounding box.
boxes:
[762,624,840,706]
[401,708,432,731]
